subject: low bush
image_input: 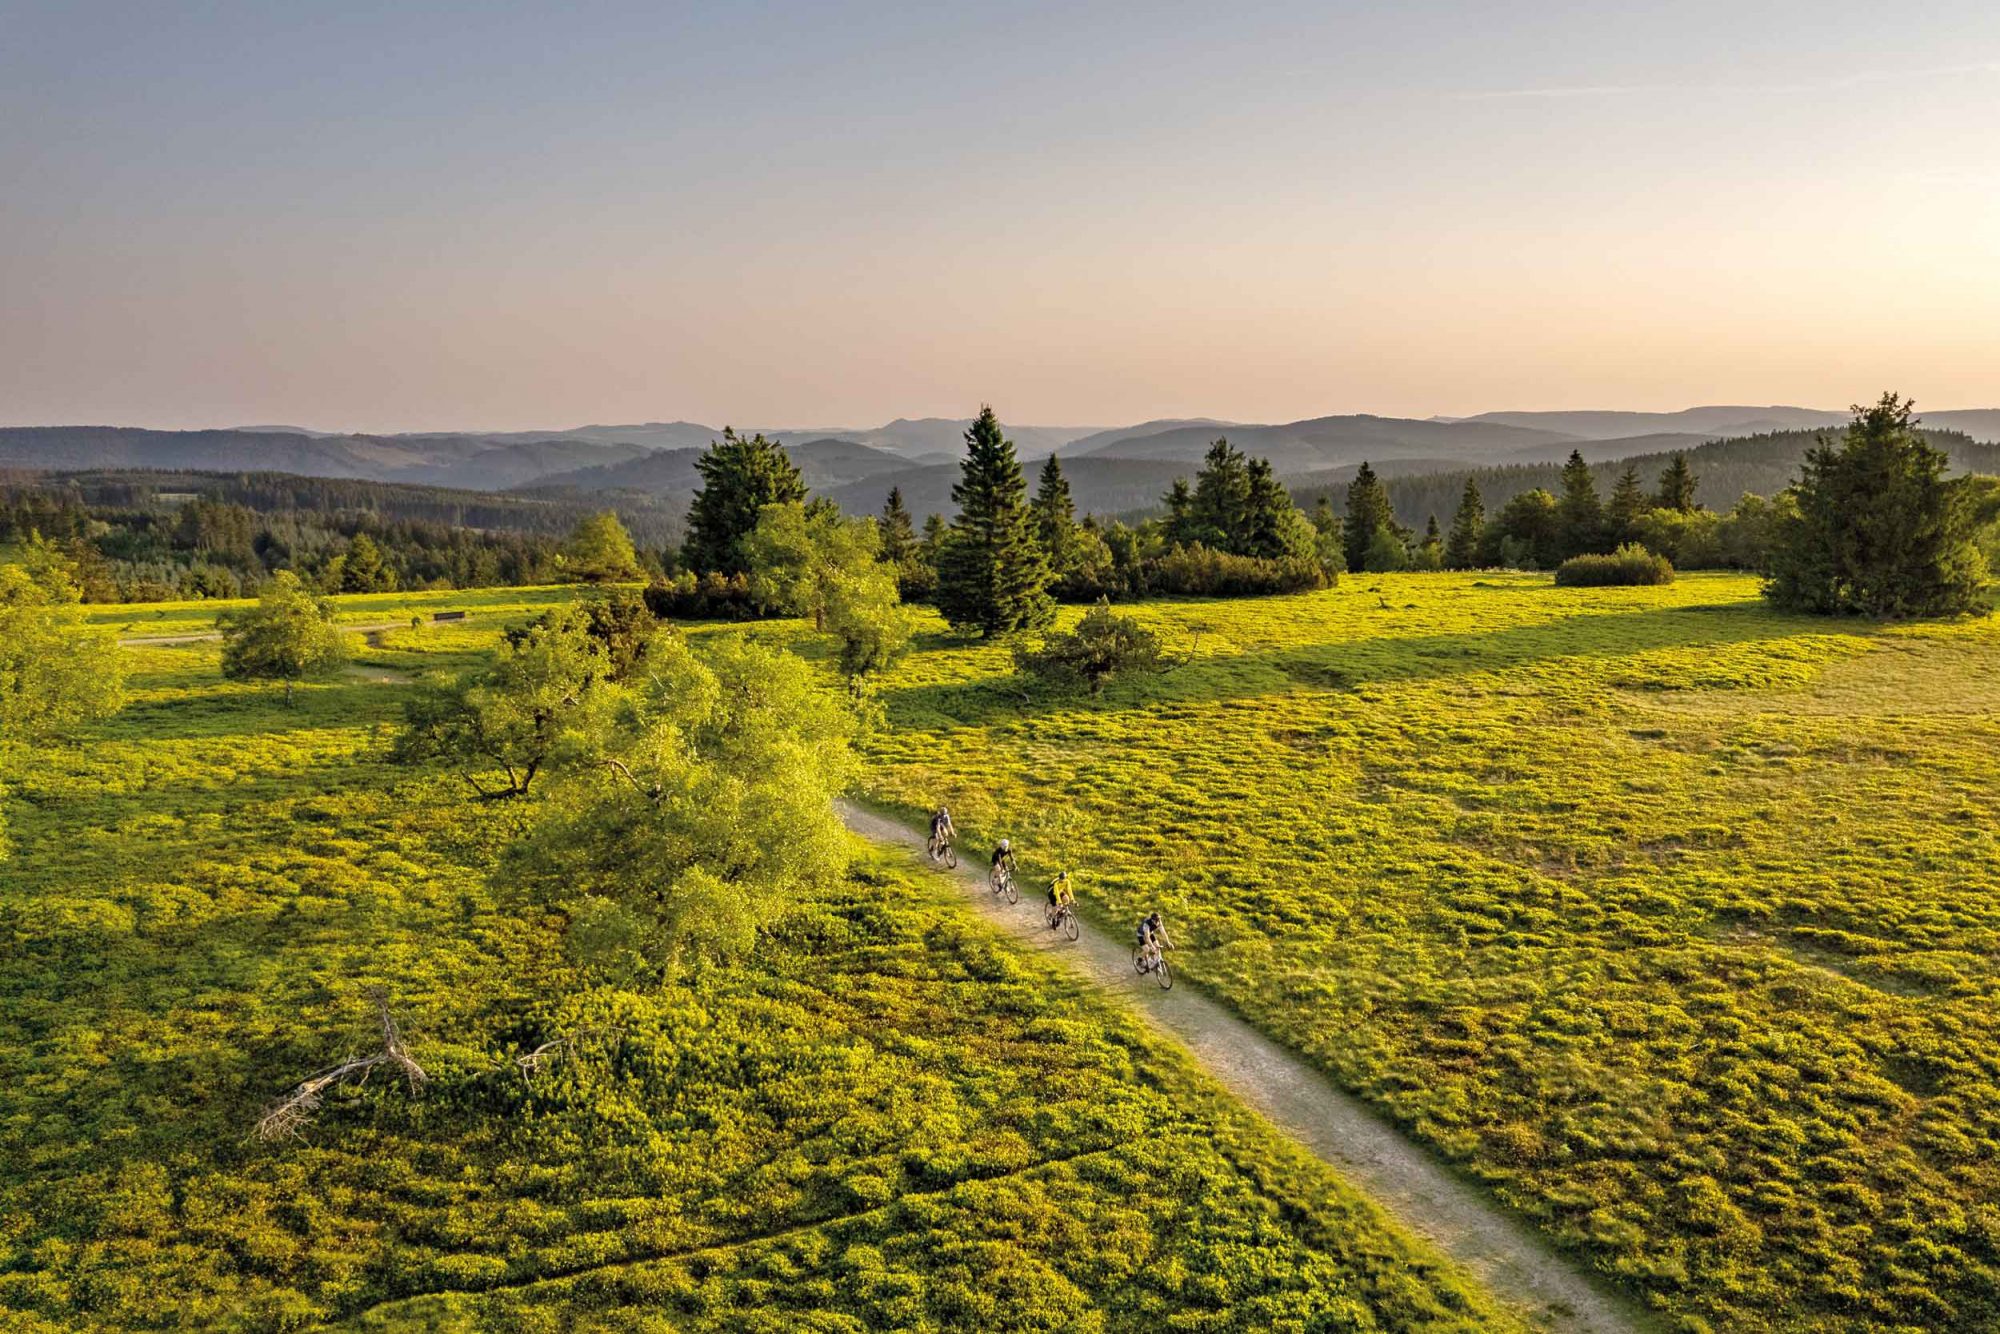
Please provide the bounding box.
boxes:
[1014,599,1164,694]
[1554,543,1674,587]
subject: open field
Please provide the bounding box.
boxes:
[81,584,597,641]
[0,629,1520,1332]
[846,573,2000,1332]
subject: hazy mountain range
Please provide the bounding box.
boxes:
[5,405,1998,524]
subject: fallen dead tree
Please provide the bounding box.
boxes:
[256,991,428,1142]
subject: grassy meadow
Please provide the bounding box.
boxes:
[845,572,2000,1333]
[0,617,1520,1332]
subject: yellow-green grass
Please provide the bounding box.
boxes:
[0,631,1519,1332]
[84,583,614,640]
[842,572,2000,1333]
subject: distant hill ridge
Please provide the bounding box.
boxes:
[6,405,1997,510]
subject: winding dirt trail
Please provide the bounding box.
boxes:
[839,800,1658,1334]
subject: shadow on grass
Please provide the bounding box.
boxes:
[881,601,1870,727]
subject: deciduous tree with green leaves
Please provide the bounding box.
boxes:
[1014,598,1164,695]
[561,511,642,583]
[216,571,348,705]
[935,407,1054,636]
[393,606,619,796]
[682,429,807,574]
[0,544,125,743]
[508,634,858,972]
[745,500,912,681]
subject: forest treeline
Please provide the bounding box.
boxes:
[0,470,679,601]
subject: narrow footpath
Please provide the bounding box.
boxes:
[838,800,1657,1334]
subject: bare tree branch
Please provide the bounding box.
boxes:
[256,991,428,1143]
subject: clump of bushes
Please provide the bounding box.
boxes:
[1014,599,1164,694]
[643,571,757,620]
[1554,544,1675,587]
[1149,545,1328,597]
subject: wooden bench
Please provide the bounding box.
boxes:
[432,610,467,622]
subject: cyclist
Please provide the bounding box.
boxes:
[929,804,955,854]
[989,838,1016,893]
[1046,869,1075,911]
[1136,911,1172,970]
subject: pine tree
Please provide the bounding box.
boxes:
[1413,514,1444,570]
[1242,457,1295,559]
[1162,477,1196,547]
[1765,393,1988,617]
[341,532,392,592]
[1311,495,1344,576]
[878,487,916,566]
[682,429,807,574]
[1343,462,1393,573]
[1031,454,1077,569]
[1444,478,1485,569]
[1655,454,1698,512]
[1608,465,1649,543]
[1557,450,1607,558]
[1188,439,1252,550]
[935,407,1055,635]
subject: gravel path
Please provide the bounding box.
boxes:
[839,800,1658,1334]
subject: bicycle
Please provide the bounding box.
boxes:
[1046,900,1080,941]
[989,864,1018,905]
[1133,942,1173,989]
[927,833,957,869]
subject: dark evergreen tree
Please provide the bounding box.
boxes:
[1557,450,1607,558]
[1608,464,1649,543]
[1655,454,1699,512]
[340,532,392,592]
[1444,478,1485,569]
[1031,454,1077,567]
[1162,477,1195,547]
[1765,393,1988,617]
[681,429,807,574]
[878,487,916,566]
[934,407,1055,635]
[1187,439,1252,550]
[1243,458,1294,559]
[1343,462,1394,573]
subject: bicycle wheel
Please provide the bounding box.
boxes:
[944,846,957,869]
[1003,876,1019,905]
[1156,956,1172,990]
[1133,948,1148,973]
[1063,911,1080,942]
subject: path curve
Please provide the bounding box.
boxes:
[839,800,1658,1334]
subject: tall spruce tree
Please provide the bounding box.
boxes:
[878,487,916,565]
[1557,449,1607,557]
[1162,477,1196,546]
[1243,457,1295,559]
[935,407,1055,635]
[682,429,807,574]
[1655,454,1698,512]
[1765,393,1988,617]
[1344,461,1394,573]
[1188,439,1252,550]
[1444,478,1485,569]
[1608,465,1649,543]
[1031,454,1077,568]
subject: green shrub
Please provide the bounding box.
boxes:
[1013,599,1164,694]
[1554,544,1675,587]
[1149,544,1326,597]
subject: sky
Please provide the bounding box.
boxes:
[3,1,1997,432]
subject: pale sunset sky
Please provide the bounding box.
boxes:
[2,1,1996,431]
